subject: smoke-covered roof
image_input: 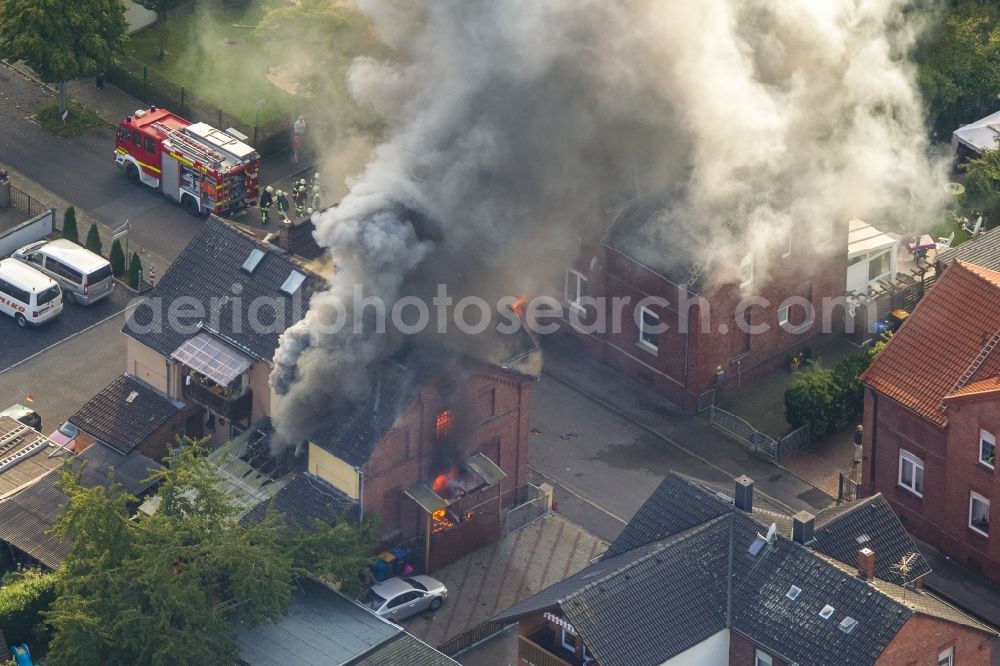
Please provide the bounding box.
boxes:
[123,217,324,364]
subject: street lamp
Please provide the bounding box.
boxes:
[254,99,265,146]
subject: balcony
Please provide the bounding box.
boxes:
[182,381,252,423]
[518,629,586,666]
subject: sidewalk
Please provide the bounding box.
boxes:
[541,338,834,514]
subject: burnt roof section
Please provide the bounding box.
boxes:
[240,474,358,531]
[123,217,323,363]
[0,444,160,568]
[493,472,994,665]
[813,494,931,585]
[69,374,183,454]
[603,195,706,292]
[937,225,1000,272]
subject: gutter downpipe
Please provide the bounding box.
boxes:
[356,466,364,523]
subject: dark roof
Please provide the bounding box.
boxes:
[69,374,183,454]
[241,474,358,531]
[494,472,995,665]
[813,494,931,585]
[346,633,459,666]
[937,226,1000,272]
[603,195,706,292]
[123,217,323,363]
[0,444,160,568]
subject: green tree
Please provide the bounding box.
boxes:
[62,207,79,245]
[0,567,59,645]
[133,0,185,58]
[127,252,143,289]
[0,0,127,114]
[44,439,372,666]
[916,1,1000,139]
[254,0,349,95]
[785,366,839,438]
[84,223,103,256]
[109,239,126,277]
[962,145,1000,216]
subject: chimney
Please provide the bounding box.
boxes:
[857,547,875,581]
[278,218,293,254]
[792,511,815,545]
[734,475,754,513]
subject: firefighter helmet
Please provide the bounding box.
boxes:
[276,189,284,196]
[265,185,274,193]
[306,208,314,215]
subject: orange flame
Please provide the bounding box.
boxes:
[432,466,459,495]
[432,508,457,533]
[511,295,529,318]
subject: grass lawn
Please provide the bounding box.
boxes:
[34,100,107,138]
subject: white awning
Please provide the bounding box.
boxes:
[171,332,252,386]
[544,612,576,635]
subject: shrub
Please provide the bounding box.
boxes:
[128,252,143,289]
[85,223,103,256]
[62,207,79,244]
[785,367,839,438]
[0,567,59,645]
[109,239,126,277]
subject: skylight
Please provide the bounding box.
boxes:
[125,391,139,404]
[819,605,835,620]
[786,585,802,601]
[839,616,858,634]
[280,269,306,295]
[748,538,766,557]
[856,534,871,545]
[242,248,265,274]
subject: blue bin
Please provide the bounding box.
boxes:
[371,559,389,582]
[389,546,408,561]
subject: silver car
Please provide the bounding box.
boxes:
[363,575,448,621]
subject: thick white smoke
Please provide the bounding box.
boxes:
[270,0,945,444]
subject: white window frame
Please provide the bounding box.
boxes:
[938,646,954,666]
[740,253,754,289]
[755,649,774,666]
[970,491,990,537]
[560,627,575,652]
[898,450,924,497]
[980,430,996,469]
[778,305,790,326]
[639,306,659,352]
[564,269,587,311]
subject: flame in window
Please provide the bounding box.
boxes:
[435,410,453,439]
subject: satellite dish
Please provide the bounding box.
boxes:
[766,522,777,544]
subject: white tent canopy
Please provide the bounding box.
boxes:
[847,219,900,295]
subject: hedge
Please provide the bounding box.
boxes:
[0,568,58,644]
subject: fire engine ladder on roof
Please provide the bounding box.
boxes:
[0,427,46,473]
[942,328,1000,408]
[0,422,32,457]
[150,121,226,167]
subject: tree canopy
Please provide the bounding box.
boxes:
[0,0,127,86]
[43,439,373,666]
[133,0,185,57]
[962,144,1000,215]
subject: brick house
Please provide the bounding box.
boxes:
[861,261,1000,582]
[494,472,997,666]
[304,341,536,570]
[558,196,848,410]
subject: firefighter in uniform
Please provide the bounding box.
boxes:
[259,185,274,225]
[276,189,290,221]
[310,172,323,209]
[294,179,308,217]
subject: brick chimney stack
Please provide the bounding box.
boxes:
[858,547,875,581]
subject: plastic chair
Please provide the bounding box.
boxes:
[936,231,954,249]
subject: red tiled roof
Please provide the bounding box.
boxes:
[861,262,1000,425]
[943,376,1000,402]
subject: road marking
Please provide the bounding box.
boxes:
[529,464,628,525]
[0,304,136,376]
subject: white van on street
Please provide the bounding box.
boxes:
[0,258,63,327]
[14,239,113,306]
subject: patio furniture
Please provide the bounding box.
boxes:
[936,231,955,250]
[906,234,936,259]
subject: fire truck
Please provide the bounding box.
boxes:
[114,106,260,217]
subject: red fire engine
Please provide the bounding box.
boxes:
[114,106,260,216]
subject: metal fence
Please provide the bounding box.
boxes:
[776,424,812,460]
[505,483,550,535]
[838,473,861,503]
[439,621,513,657]
[697,389,716,413]
[8,184,45,217]
[709,405,778,460]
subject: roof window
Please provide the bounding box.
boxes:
[819,605,835,620]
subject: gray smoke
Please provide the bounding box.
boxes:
[270,0,945,444]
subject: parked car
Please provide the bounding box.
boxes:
[362,575,448,621]
[14,239,113,306]
[0,258,63,327]
[0,403,42,431]
[48,421,78,452]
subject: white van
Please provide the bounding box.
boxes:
[14,239,113,306]
[0,258,63,327]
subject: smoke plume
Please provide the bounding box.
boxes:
[270,0,945,444]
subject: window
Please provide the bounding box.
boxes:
[740,253,754,288]
[981,430,996,469]
[560,627,575,652]
[564,269,587,308]
[639,307,659,351]
[479,388,496,418]
[755,649,773,666]
[35,285,60,306]
[435,410,453,439]
[131,129,141,146]
[144,136,156,153]
[868,251,891,282]
[898,450,924,497]
[938,647,954,666]
[778,306,790,326]
[970,492,990,536]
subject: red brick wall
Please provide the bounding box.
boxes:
[361,366,532,546]
[864,388,1000,583]
[729,631,789,666]
[876,615,993,665]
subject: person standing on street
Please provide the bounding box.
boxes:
[259,185,274,225]
[853,425,864,464]
[311,171,323,209]
[96,72,105,90]
[292,115,306,163]
[276,189,290,221]
[294,179,307,217]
